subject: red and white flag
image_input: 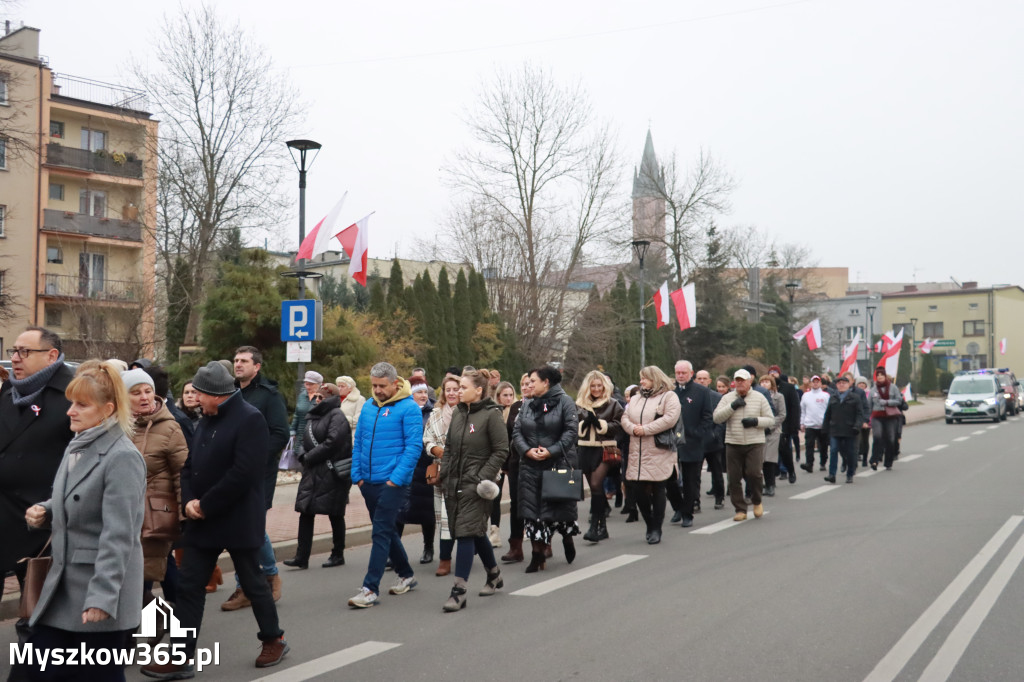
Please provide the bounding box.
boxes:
[336,214,372,287]
[652,281,670,328]
[902,383,913,402]
[793,319,822,351]
[670,283,696,331]
[877,328,904,377]
[874,331,898,354]
[1000,338,1007,355]
[296,193,348,261]
[839,331,860,376]
[918,338,937,354]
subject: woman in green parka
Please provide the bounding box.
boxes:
[437,369,509,612]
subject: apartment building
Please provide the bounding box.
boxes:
[0,25,156,359]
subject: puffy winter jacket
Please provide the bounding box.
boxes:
[295,396,351,516]
[713,389,774,445]
[351,379,423,486]
[620,389,681,481]
[512,385,579,523]
[439,398,508,537]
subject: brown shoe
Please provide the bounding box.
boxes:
[255,637,290,668]
[267,574,282,602]
[220,588,251,611]
[205,565,223,593]
[435,559,451,576]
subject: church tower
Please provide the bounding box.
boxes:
[631,130,666,265]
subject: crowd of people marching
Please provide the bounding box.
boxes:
[0,323,910,680]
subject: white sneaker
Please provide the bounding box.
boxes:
[348,587,378,608]
[488,525,502,548]
[388,576,418,595]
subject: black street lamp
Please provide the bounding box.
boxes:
[866,305,877,369]
[909,317,918,381]
[785,281,800,375]
[631,239,651,369]
[285,139,322,386]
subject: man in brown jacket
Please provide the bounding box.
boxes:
[713,369,775,521]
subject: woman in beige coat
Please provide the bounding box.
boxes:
[620,365,681,545]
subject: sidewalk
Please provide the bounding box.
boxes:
[2,398,943,618]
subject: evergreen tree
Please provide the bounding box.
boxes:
[896,335,912,386]
[436,267,456,368]
[368,277,387,316]
[318,272,349,309]
[452,269,473,365]
[386,259,405,311]
[918,352,938,394]
[417,273,443,379]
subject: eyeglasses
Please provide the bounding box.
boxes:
[6,348,51,358]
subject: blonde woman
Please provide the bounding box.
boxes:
[620,366,681,545]
[576,370,623,543]
[424,375,461,576]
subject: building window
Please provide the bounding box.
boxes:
[968,303,979,310]
[922,322,943,338]
[45,306,62,327]
[963,320,986,337]
[49,183,64,201]
[892,323,912,337]
[80,128,106,152]
[79,252,105,296]
[79,190,107,218]
[896,306,906,314]
[47,246,63,264]
[928,305,938,312]
[50,121,65,139]
[845,325,864,340]
[0,204,5,237]
[0,138,6,169]
[0,74,8,105]
[849,308,860,316]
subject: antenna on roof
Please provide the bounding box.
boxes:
[950,276,962,288]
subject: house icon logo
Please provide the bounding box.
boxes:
[134,596,197,639]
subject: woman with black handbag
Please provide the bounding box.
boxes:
[436,369,509,611]
[575,370,623,544]
[284,383,352,569]
[512,365,581,573]
[620,365,682,545]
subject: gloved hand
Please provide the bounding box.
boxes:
[583,411,598,428]
[731,397,746,410]
[741,417,759,428]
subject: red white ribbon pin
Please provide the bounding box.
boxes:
[469,423,475,433]
[543,404,548,413]
[30,405,41,417]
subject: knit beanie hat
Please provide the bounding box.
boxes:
[121,368,155,392]
[192,361,237,396]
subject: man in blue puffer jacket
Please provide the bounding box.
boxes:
[347,362,424,608]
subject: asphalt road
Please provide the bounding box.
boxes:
[4,415,1024,682]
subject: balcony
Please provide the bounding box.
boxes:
[40,273,142,305]
[51,74,150,114]
[43,209,142,242]
[46,143,143,180]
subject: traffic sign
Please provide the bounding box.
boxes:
[933,339,956,347]
[286,342,312,363]
[281,300,323,342]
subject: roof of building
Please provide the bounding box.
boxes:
[881,284,1024,299]
[632,129,665,199]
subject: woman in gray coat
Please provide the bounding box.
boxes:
[22,360,147,681]
[437,369,509,612]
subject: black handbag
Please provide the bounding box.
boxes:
[652,393,685,450]
[308,422,351,481]
[541,460,584,502]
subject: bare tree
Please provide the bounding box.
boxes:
[132,4,301,348]
[438,64,621,361]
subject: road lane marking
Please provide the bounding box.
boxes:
[899,454,922,463]
[862,515,1023,682]
[253,641,401,681]
[919,530,1024,681]
[690,511,770,534]
[953,436,970,442]
[971,430,986,435]
[987,425,1000,429]
[927,444,949,451]
[510,554,646,596]
[790,485,841,500]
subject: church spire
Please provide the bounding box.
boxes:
[632,129,665,199]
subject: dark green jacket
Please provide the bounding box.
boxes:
[439,398,508,538]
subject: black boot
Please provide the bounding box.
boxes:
[563,535,576,564]
[582,518,600,543]
[525,542,546,573]
[595,517,609,541]
[420,546,434,564]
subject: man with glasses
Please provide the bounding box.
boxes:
[0,327,75,639]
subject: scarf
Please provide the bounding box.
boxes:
[529,388,561,415]
[639,387,655,399]
[68,416,116,453]
[9,354,66,407]
[440,402,455,434]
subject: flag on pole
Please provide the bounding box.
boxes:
[877,328,904,377]
[652,281,670,328]
[874,331,898,354]
[918,338,937,354]
[839,331,860,376]
[334,214,372,287]
[669,283,696,331]
[1000,338,1007,355]
[296,193,348,261]
[793,319,822,351]
[902,383,913,403]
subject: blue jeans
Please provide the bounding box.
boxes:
[235,532,278,589]
[361,482,414,594]
[829,436,857,479]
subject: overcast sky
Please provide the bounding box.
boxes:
[17,0,1023,286]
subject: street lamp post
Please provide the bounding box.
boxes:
[285,139,322,389]
[631,239,651,369]
[785,282,799,375]
[866,305,876,370]
[909,317,918,381]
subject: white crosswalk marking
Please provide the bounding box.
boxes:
[927,444,949,451]
[987,425,1000,430]
[252,641,401,682]
[972,430,987,435]
[790,485,841,500]
[690,511,770,534]
[953,436,970,442]
[900,454,923,462]
[510,554,647,596]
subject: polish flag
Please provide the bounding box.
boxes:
[652,281,670,328]
[902,383,913,403]
[874,331,897,354]
[296,193,348,261]
[793,319,822,351]
[839,331,860,376]
[877,328,904,377]
[1000,338,1007,355]
[336,214,372,287]
[670,283,696,331]
[918,338,937,354]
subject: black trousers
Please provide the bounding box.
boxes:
[778,432,796,478]
[804,428,829,467]
[173,545,283,657]
[679,460,702,518]
[629,479,667,532]
[704,449,725,500]
[664,465,684,512]
[295,513,346,561]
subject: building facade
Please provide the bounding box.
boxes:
[0,26,157,359]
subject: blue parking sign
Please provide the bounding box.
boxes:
[281,300,322,341]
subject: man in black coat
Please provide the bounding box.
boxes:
[673,361,714,528]
[821,374,868,484]
[143,362,288,678]
[0,327,74,638]
[696,369,727,509]
[769,365,800,484]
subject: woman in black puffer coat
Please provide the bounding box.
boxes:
[285,383,351,569]
[512,365,580,573]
